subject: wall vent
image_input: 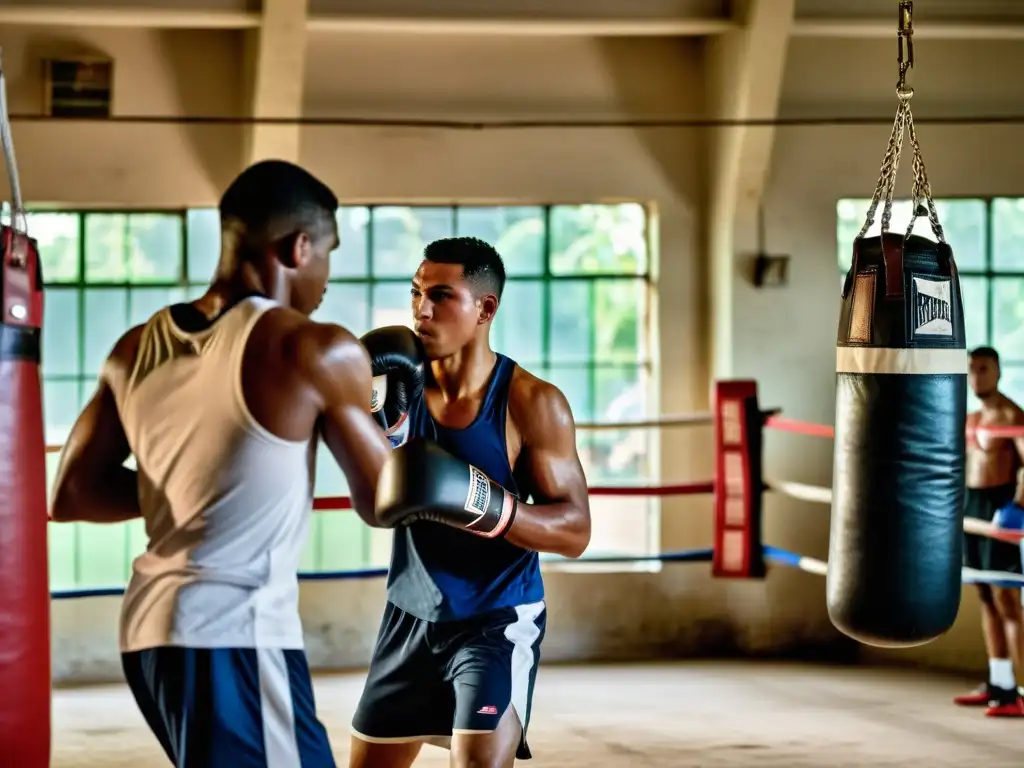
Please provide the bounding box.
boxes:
[43,58,113,118]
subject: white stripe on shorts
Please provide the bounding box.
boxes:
[504,601,545,729]
[257,648,302,767]
[836,347,968,376]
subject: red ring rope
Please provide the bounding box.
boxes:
[762,416,835,439]
[763,415,1024,440]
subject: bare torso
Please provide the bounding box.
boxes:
[966,394,1024,489]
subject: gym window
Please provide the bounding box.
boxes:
[837,198,1024,409]
[34,204,655,590]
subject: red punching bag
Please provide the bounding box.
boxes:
[0,52,51,766]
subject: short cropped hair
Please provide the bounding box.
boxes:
[219,160,337,242]
[423,237,506,300]
[970,346,1000,365]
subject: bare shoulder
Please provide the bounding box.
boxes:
[1003,396,1024,425]
[274,316,372,407]
[509,364,576,441]
[103,324,146,382]
[111,323,145,359]
[280,316,369,380]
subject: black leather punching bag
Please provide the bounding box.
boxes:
[828,231,966,647]
[0,224,50,765]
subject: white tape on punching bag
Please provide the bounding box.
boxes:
[836,347,968,376]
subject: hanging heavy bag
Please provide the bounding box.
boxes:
[0,52,51,767]
[830,228,966,647]
[827,73,967,647]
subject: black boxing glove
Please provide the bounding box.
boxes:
[360,326,425,448]
[375,439,517,539]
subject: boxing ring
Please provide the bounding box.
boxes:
[45,380,1024,600]
[47,380,1024,767]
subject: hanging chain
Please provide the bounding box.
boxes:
[0,48,27,235]
[858,102,907,239]
[857,1,945,244]
[904,108,945,242]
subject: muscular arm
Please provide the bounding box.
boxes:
[51,329,142,523]
[502,381,591,558]
[301,324,392,527]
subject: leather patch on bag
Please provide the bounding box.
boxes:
[849,270,876,344]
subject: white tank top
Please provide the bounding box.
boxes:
[112,297,316,652]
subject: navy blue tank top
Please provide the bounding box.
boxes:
[385,354,544,622]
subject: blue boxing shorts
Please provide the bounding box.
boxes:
[351,600,546,760]
[964,484,1023,575]
[121,646,336,767]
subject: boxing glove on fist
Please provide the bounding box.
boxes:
[360,326,425,447]
[375,438,517,539]
[994,501,1024,531]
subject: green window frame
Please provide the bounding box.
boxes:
[34,203,655,590]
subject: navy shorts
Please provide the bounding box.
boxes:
[964,484,1023,576]
[351,600,546,760]
[122,646,336,767]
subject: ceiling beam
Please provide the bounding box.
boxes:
[305,16,735,36]
[0,5,1021,41]
[0,7,261,28]
[243,0,309,167]
[704,0,795,379]
[0,6,732,35]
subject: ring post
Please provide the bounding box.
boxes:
[712,380,765,579]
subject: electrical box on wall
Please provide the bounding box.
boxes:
[752,253,791,287]
[43,58,113,118]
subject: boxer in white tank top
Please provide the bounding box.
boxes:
[51,160,393,768]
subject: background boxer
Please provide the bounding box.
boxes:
[954,346,1024,717]
[50,160,393,766]
[349,237,592,767]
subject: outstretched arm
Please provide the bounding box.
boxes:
[302,324,392,527]
[51,329,142,523]
[502,382,591,558]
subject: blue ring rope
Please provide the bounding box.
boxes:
[51,543,1024,601]
[48,547,716,600]
[763,545,1024,589]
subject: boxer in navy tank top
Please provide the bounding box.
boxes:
[351,238,592,767]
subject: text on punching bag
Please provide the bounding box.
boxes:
[911,275,953,339]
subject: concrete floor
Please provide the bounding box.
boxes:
[53,661,1024,767]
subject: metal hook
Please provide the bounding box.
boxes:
[897,1,915,99]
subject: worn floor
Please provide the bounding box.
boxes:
[53,661,1024,766]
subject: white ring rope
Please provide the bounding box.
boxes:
[793,555,828,576]
[767,480,1024,545]
[575,413,714,431]
[766,479,833,505]
[962,516,1024,543]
